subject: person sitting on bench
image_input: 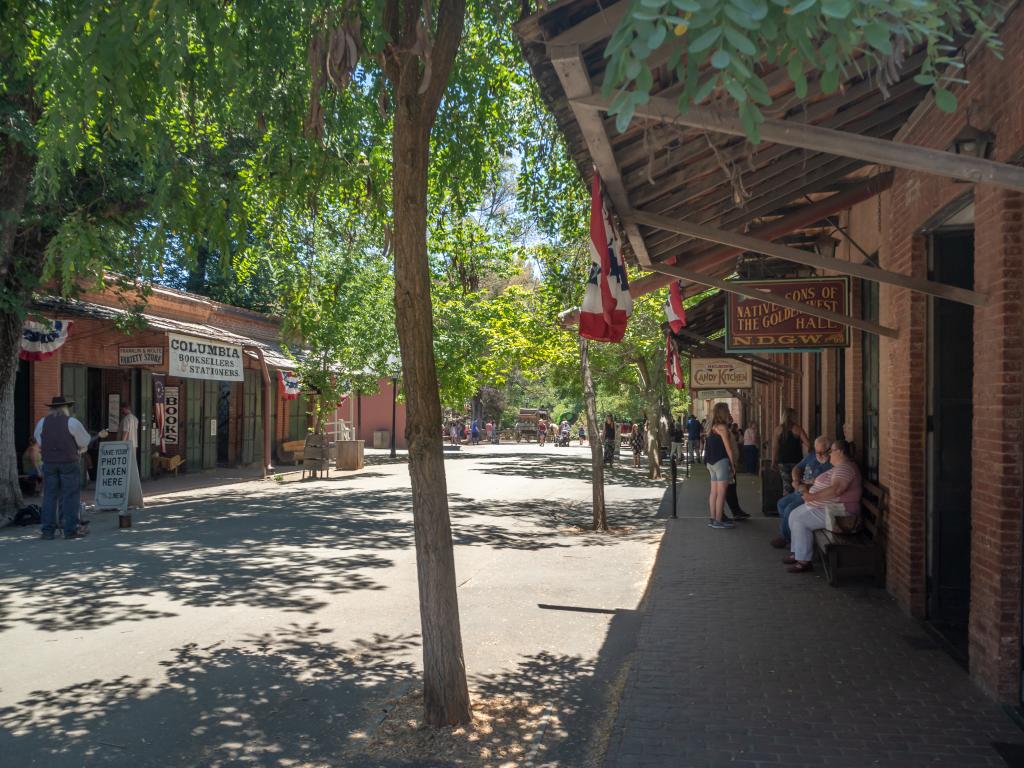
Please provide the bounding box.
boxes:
[783,440,862,574]
[769,436,831,549]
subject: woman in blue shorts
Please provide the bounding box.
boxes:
[704,402,738,529]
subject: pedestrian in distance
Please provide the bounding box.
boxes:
[630,423,643,467]
[603,414,616,466]
[578,422,586,445]
[34,395,91,540]
[471,418,480,445]
[725,414,750,519]
[646,422,662,480]
[704,402,738,529]
[742,420,760,474]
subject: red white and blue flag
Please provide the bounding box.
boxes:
[664,280,686,333]
[279,370,301,400]
[20,319,72,360]
[665,335,685,389]
[580,173,632,342]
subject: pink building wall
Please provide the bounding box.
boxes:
[355,379,408,450]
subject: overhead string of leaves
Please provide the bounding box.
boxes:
[602,0,1007,142]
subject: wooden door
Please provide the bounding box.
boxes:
[138,369,153,480]
[185,379,203,470]
[203,380,218,469]
[242,371,257,465]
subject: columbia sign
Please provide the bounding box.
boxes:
[167,333,244,381]
[690,358,752,390]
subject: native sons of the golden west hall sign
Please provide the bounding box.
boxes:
[725,277,851,353]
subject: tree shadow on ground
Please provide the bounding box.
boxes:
[0,458,664,634]
[0,623,422,768]
[0,607,647,768]
[473,452,673,491]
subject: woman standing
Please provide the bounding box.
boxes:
[705,402,738,529]
[772,408,810,493]
[603,414,616,466]
[630,424,643,467]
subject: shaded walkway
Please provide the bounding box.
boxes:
[606,466,1024,768]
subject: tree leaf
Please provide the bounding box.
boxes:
[688,26,723,53]
[934,87,957,113]
[648,23,667,50]
[864,22,892,54]
[821,0,851,19]
[724,26,757,55]
[820,67,840,94]
[711,48,731,69]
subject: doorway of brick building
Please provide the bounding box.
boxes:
[926,226,974,662]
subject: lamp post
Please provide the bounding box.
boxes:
[390,374,398,459]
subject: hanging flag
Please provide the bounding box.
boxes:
[664,280,687,333]
[279,370,301,400]
[665,335,685,389]
[153,374,166,453]
[580,173,632,342]
[20,319,72,360]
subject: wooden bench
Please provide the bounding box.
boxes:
[277,439,306,465]
[813,478,888,587]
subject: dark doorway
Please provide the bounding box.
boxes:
[217,382,231,464]
[927,228,974,661]
[14,360,29,464]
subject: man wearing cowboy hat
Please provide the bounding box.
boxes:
[33,395,92,540]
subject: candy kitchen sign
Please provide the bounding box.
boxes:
[725,277,851,352]
[690,358,753,390]
[167,333,244,381]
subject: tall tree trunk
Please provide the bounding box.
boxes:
[0,128,38,524]
[580,337,606,530]
[389,6,471,721]
[0,313,24,524]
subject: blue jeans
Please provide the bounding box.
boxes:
[776,490,805,541]
[742,445,759,474]
[42,461,81,537]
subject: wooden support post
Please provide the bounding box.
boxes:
[550,46,653,266]
[650,263,899,338]
[572,93,1024,192]
[629,209,987,307]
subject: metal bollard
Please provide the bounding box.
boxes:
[671,455,678,519]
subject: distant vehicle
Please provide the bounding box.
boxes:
[514,408,549,442]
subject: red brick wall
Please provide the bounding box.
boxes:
[969,186,1024,699]
[865,6,1024,701]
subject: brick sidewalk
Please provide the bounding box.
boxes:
[605,467,1024,768]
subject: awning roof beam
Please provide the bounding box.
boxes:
[650,263,899,339]
[630,209,987,307]
[572,93,1024,192]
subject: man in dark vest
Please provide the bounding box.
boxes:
[33,395,91,539]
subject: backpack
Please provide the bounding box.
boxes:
[14,505,41,526]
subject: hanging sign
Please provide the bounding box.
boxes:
[95,441,144,511]
[725,277,850,352]
[20,319,72,361]
[279,370,301,400]
[690,358,752,389]
[119,346,164,366]
[164,386,179,445]
[167,333,244,381]
[107,394,121,432]
[697,389,734,400]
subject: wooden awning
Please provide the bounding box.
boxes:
[517,1,1020,332]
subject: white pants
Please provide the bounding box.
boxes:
[670,442,684,460]
[790,503,827,562]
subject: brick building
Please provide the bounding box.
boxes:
[520,1,1024,705]
[17,283,406,482]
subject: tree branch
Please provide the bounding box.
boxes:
[422,0,466,115]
